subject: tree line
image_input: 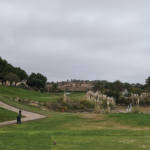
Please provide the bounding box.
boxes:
[1,56,150,102]
[0,57,47,89]
[93,79,150,104]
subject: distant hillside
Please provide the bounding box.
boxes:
[47,81,94,92]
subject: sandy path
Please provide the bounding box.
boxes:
[0,101,46,127]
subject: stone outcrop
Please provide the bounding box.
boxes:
[129,92,150,105]
[86,91,115,112]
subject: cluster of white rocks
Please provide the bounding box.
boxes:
[129,92,150,105]
[86,91,115,112]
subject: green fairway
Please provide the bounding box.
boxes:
[1,112,150,150]
[0,107,17,122]
[1,86,150,150]
[108,113,150,127]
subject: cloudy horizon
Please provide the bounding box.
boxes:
[0,0,150,83]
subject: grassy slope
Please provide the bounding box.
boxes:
[1,86,150,150]
[0,107,17,122]
[0,85,62,102]
[0,85,85,102]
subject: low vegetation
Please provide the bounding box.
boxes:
[0,107,17,122]
[46,97,94,112]
[0,85,92,112]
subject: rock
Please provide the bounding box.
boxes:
[15,97,20,102]
[29,101,39,107]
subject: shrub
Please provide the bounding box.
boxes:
[46,98,95,112]
[94,104,101,113]
[80,100,94,108]
[132,106,140,114]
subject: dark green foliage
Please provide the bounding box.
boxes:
[0,57,48,90]
[0,72,5,84]
[0,57,28,83]
[93,80,109,92]
[5,73,20,85]
[50,83,59,92]
[27,73,47,89]
[145,76,150,90]
[93,80,146,105]
[14,67,28,80]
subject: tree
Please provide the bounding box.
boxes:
[51,83,58,92]
[145,77,150,90]
[112,80,123,91]
[93,80,108,92]
[0,72,5,85]
[0,57,7,73]
[146,77,150,85]
[5,73,20,86]
[0,57,28,84]
[0,57,10,84]
[14,67,28,81]
[27,73,47,89]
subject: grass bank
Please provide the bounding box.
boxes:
[0,107,17,122]
[0,85,85,102]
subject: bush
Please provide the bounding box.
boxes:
[46,98,95,112]
[80,100,94,108]
[101,101,107,110]
[132,106,140,114]
[94,104,101,113]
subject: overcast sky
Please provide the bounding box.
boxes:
[0,0,150,83]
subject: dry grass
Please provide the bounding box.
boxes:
[138,106,150,113]
[64,113,150,131]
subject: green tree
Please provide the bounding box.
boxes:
[145,77,150,90]
[0,57,7,73]
[93,80,110,92]
[0,57,28,84]
[27,73,47,89]
[0,72,5,85]
[51,83,58,92]
[0,57,12,84]
[5,73,20,86]
[14,67,28,81]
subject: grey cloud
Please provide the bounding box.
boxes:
[0,0,150,83]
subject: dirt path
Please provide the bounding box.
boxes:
[0,101,46,127]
